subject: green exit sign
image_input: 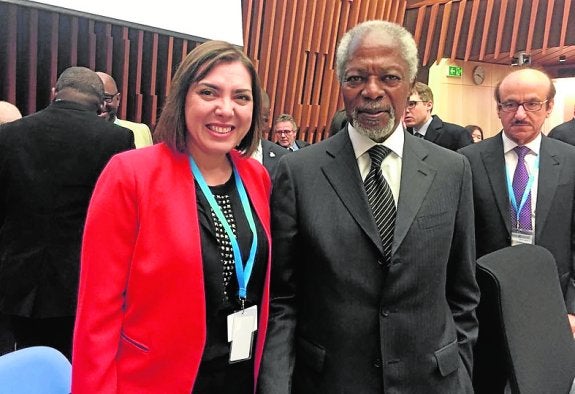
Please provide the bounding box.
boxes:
[448,65,463,77]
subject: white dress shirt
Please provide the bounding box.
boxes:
[348,123,404,206]
[502,132,541,230]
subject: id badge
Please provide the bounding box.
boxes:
[227,305,258,363]
[511,228,534,246]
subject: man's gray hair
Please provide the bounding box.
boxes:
[335,20,419,84]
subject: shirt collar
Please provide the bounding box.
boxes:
[414,116,433,135]
[502,131,542,155]
[348,122,404,160]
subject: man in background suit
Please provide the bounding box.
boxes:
[259,20,479,393]
[0,67,134,359]
[96,71,154,148]
[251,89,287,180]
[459,68,575,391]
[404,81,472,150]
[273,113,310,151]
[0,100,22,355]
[548,105,575,146]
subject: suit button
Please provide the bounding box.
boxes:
[381,309,390,317]
[373,358,382,368]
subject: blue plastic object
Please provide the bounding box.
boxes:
[0,346,71,393]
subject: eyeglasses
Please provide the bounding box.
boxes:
[275,129,295,135]
[406,100,426,109]
[498,100,548,112]
[103,92,119,103]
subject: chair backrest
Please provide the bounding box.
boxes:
[474,244,575,394]
[0,346,71,393]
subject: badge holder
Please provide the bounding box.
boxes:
[227,305,258,363]
[511,228,534,246]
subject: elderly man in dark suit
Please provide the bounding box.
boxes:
[459,68,575,392]
[0,66,134,359]
[404,81,472,150]
[259,20,479,393]
[548,105,575,146]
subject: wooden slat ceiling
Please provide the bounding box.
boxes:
[403,0,575,77]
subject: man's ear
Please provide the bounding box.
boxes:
[50,87,57,102]
[545,98,554,118]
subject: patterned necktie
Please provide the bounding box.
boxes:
[415,132,424,138]
[511,146,532,230]
[364,145,396,265]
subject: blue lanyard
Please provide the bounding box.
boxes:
[189,156,258,300]
[505,153,539,226]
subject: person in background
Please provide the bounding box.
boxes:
[250,89,288,181]
[73,40,272,393]
[459,68,575,392]
[96,71,154,148]
[548,105,575,146]
[404,81,473,150]
[273,113,310,151]
[0,100,22,355]
[0,101,22,124]
[259,20,478,393]
[0,67,134,360]
[465,124,484,143]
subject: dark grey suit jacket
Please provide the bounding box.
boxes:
[459,133,575,312]
[261,138,288,181]
[548,118,575,146]
[0,100,134,318]
[259,130,479,393]
[409,115,473,151]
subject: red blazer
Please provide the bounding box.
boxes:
[72,143,272,393]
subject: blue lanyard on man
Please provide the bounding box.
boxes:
[505,154,539,227]
[189,155,258,306]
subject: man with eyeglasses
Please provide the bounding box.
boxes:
[404,81,472,150]
[273,113,310,151]
[459,67,575,392]
[96,72,153,148]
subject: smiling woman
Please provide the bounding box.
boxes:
[72,41,273,393]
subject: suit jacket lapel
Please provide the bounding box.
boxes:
[535,136,561,239]
[480,135,511,233]
[424,116,441,142]
[393,134,436,252]
[321,132,385,255]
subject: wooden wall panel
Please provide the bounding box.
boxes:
[0,2,203,130]
[1,0,409,141]
[242,0,409,143]
[405,0,575,71]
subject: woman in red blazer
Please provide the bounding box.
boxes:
[72,41,272,393]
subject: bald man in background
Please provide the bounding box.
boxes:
[96,72,153,148]
[460,68,575,392]
[0,101,22,125]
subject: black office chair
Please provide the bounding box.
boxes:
[474,244,575,394]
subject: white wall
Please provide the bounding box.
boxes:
[22,0,244,46]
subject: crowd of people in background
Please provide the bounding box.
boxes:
[1,17,575,394]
